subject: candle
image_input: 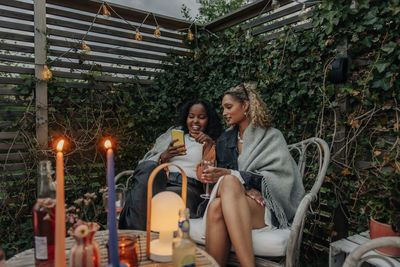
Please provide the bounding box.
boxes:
[105,140,120,267]
[55,139,66,267]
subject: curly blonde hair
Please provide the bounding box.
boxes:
[224,82,271,128]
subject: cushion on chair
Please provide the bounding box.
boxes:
[189,218,290,257]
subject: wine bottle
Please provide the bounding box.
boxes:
[172,208,196,267]
[33,160,56,266]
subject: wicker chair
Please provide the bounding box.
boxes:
[187,137,330,266]
[115,137,330,267]
[343,237,400,267]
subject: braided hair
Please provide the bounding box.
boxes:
[224,82,271,128]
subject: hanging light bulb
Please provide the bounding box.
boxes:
[154,26,161,38]
[298,4,308,21]
[135,28,142,41]
[42,65,52,80]
[245,30,253,42]
[271,0,280,10]
[193,51,199,60]
[102,5,111,19]
[350,0,359,11]
[81,41,91,54]
[188,29,194,41]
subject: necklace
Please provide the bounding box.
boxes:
[237,132,244,144]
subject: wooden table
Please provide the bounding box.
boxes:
[329,231,400,267]
[6,230,219,266]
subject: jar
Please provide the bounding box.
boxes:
[107,234,138,267]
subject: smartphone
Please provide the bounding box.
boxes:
[171,129,185,154]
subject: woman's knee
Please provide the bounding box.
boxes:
[219,174,244,196]
[207,198,224,223]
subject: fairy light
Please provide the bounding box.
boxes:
[272,0,280,10]
[102,4,111,19]
[188,29,194,41]
[298,4,308,21]
[154,25,161,38]
[245,30,253,42]
[42,65,52,80]
[135,28,142,41]
[350,0,359,11]
[152,13,161,38]
[81,41,91,54]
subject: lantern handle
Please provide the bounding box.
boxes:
[146,163,187,258]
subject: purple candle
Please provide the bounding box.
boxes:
[105,140,119,267]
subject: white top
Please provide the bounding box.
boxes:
[168,134,203,180]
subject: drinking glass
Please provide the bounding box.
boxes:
[103,185,126,219]
[200,160,214,199]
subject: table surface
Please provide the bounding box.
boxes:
[7,230,219,267]
[329,231,400,267]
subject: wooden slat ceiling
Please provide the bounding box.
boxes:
[205,0,292,32]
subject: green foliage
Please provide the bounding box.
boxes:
[1,0,399,261]
[182,0,250,23]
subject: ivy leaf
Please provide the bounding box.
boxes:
[382,41,396,54]
[375,62,390,73]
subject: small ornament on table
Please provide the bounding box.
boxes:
[68,221,101,267]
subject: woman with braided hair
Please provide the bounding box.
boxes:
[199,83,305,266]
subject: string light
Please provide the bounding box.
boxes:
[152,13,161,38]
[272,0,280,10]
[154,26,161,38]
[81,41,91,54]
[188,29,194,41]
[135,28,142,41]
[298,4,308,21]
[350,0,359,11]
[42,65,52,80]
[245,30,253,42]
[193,51,199,60]
[102,4,111,19]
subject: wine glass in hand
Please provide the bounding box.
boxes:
[200,160,214,199]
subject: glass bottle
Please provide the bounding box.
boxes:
[172,208,196,267]
[32,160,56,266]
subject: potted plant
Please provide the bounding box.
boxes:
[364,150,400,257]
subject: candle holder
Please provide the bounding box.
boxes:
[107,234,138,267]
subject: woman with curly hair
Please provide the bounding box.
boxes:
[119,99,222,230]
[200,83,305,266]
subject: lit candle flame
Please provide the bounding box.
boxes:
[57,139,64,152]
[104,140,112,149]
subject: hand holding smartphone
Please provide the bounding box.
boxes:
[171,129,186,155]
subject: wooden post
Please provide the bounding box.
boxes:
[34,0,48,149]
[332,38,349,241]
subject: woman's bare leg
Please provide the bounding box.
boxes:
[218,175,266,267]
[205,198,230,266]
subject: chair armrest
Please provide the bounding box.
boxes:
[115,170,135,184]
[343,236,400,267]
[285,193,314,267]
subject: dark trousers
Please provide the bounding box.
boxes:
[118,160,206,230]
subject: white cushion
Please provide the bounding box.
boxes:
[189,218,290,257]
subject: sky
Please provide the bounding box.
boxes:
[108,0,202,20]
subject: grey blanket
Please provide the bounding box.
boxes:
[239,126,305,228]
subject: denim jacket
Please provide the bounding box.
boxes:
[216,127,263,191]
